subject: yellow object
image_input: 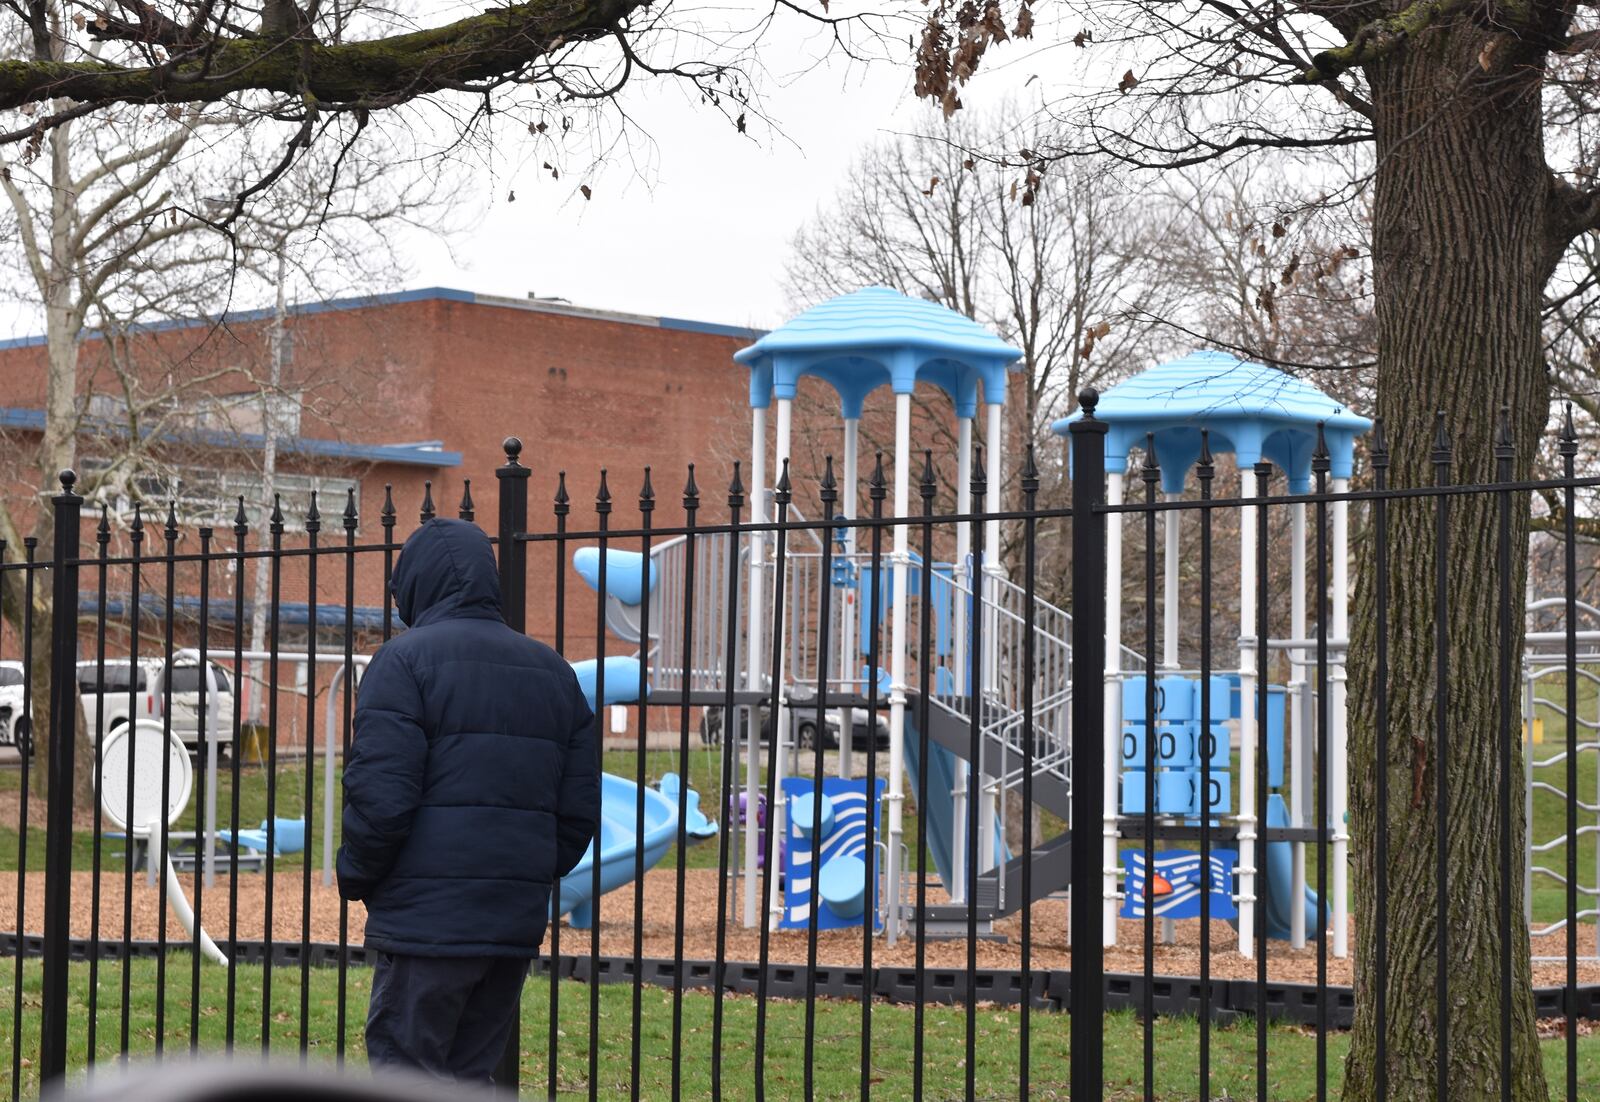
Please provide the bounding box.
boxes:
[241,724,269,764]
[1525,717,1545,745]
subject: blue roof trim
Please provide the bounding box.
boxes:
[0,286,762,351]
[0,407,460,468]
[80,592,389,631]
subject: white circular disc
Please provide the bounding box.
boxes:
[99,720,192,836]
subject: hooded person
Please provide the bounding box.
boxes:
[337,518,599,1085]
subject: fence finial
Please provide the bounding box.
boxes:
[597,468,612,510]
[682,463,699,508]
[270,493,284,533]
[1371,417,1388,469]
[1197,429,1214,480]
[1431,410,1452,467]
[971,445,987,492]
[420,480,436,523]
[727,461,745,507]
[775,458,792,504]
[503,436,524,466]
[1021,444,1039,493]
[1494,406,1514,459]
[233,496,248,534]
[1312,422,1330,475]
[640,466,656,511]
[1078,388,1099,419]
[165,500,178,539]
[869,452,886,500]
[920,449,937,500]
[58,469,76,494]
[307,491,322,533]
[97,504,110,543]
[1141,432,1160,485]
[555,470,570,513]
[1559,402,1577,455]
[131,501,144,541]
[458,479,475,521]
[820,456,837,503]
[344,488,359,530]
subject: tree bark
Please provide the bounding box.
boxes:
[1343,21,1552,1102]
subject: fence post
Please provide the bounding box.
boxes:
[494,439,530,1095]
[40,470,82,1084]
[1068,393,1108,1102]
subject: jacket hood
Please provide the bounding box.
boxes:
[391,519,503,627]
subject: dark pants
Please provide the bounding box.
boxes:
[366,952,530,1085]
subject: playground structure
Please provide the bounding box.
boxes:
[563,288,1600,964]
[1058,353,1369,957]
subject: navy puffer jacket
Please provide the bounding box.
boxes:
[337,519,599,957]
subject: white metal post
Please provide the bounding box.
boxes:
[978,400,1004,875]
[1289,501,1308,948]
[742,405,767,927]
[1330,478,1350,956]
[839,418,859,780]
[886,391,913,942]
[1160,490,1181,945]
[1162,495,1180,670]
[1102,471,1124,946]
[765,396,794,930]
[1238,465,1259,957]
[950,416,973,902]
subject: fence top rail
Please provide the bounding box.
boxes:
[1101,473,1600,514]
[514,473,1600,544]
[67,537,440,569]
[515,507,1072,545]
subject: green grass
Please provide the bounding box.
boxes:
[2,957,1593,1099]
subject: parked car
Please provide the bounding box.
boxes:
[76,658,236,750]
[698,689,889,751]
[0,661,26,746]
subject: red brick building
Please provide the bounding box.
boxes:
[0,288,764,674]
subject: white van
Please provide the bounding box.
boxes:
[0,661,26,745]
[75,658,236,751]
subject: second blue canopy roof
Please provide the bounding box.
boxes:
[1051,350,1372,493]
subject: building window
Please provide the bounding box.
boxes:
[84,460,359,534]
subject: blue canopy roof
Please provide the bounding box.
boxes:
[1051,350,1373,493]
[735,288,1021,418]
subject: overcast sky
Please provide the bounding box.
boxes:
[397,11,1064,331]
[0,7,1072,341]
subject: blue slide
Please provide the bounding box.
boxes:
[902,714,1008,894]
[1261,793,1326,940]
[556,657,716,928]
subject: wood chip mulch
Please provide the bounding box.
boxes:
[3,869,1597,990]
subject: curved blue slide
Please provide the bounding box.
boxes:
[1261,793,1325,940]
[556,657,716,928]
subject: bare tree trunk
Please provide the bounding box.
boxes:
[18,105,90,805]
[1343,32,1551,1102]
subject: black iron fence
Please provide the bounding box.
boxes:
[0,402,1597,1100]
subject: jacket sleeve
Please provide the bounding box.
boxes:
[553,675,600,880]
[336,647,427,902]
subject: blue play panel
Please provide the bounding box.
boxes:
[779,776,885,930]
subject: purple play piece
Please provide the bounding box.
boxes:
[727,791,773,868]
